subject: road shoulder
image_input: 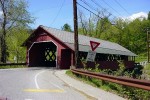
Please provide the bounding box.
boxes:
[55,70,126,100]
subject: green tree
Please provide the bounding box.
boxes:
[110,18,127,44]
[0,0,34,63]
[77,9,150,55]
[62,23,72,32]
[148,11,150,20]
[6,26,30,63]
[97,17,112,39]
[78,10,88,35]
[126,19,146,54]
[78,10,112,38]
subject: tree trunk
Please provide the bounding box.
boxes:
[0,0,7,63]
[1,34,7,63]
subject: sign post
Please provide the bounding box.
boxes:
[86,41,100,62]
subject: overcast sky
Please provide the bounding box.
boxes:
[28,0,150,29]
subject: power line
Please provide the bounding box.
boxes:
[80,0,111,17]
[113,0,131,15]
[90,0,114,17]
[79,0,97,12]
[113,0,136,20]
[90,0,104,10]
[101,0,122,16]
[77,2,103,19]
[51,0,65,25]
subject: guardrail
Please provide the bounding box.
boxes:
[0,63,26,66]
[71,68,150,91]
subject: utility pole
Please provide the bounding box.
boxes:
[73,0,79,68]
[147,28,150,63]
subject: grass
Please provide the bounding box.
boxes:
[66,70,113,91]
[144,63,150,70]
[134,53,150,78]
[0,65,27,69]
[143,63,150,76]
[66,70,74,76]
[135,53,147,63]
[66,70,99,87]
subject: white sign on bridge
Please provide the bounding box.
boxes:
[86,50,96,62]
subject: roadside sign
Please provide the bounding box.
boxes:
[86,50,96,62]
[90,41,100,51]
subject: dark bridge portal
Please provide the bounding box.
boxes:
[29,42,57,67]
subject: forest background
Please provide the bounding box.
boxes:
[0,0,150,63]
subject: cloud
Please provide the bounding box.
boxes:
[122,12,148,21]
[129,12,147,20]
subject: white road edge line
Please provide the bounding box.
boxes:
[34,70,45,89]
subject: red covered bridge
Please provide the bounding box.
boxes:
[22,25,137,69]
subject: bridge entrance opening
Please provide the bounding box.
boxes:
[28,42,57,67]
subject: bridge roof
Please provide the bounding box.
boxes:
[41,26,136,56]
[23,25,137,56]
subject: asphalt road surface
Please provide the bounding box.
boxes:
[0,68,88,100]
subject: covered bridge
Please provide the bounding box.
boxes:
[22,25,136,69]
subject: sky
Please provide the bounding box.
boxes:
[28,0,150,29]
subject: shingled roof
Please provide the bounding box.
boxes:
[24,25,137,56]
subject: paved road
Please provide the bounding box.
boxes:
[0,68,88,100]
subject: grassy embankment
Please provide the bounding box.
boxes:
[66,56,150,100]
[0,65,27,69]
